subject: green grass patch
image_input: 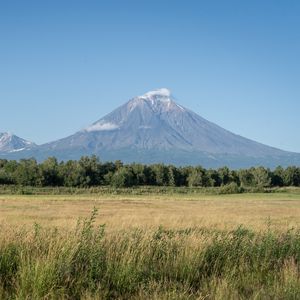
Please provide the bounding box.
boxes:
[1,184,300,196]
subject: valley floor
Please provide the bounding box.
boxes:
[1,189,300,299]
[1,190,300,231]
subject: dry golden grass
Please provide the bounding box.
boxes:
[1,191,300,231]
[1,190,300,299]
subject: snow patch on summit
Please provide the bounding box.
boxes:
[139,88,171,100]
[127,88,187,114]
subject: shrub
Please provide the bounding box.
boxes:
[219,182,242,194]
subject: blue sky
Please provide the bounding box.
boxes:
[1,0,299,152]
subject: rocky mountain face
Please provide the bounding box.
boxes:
[1,89,300,168]
[0,132,35,153]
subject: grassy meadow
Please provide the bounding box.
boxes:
[1,188,300,299]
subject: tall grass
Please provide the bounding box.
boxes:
[1,209,300,299]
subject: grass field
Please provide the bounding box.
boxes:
[1,191,300,231]
[1,189,300,299]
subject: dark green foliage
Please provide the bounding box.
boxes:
[218,166,233,185]
[110,167,135,187]
[272,166,285,187]
[40,157,62,186]
[13,158,41,186]
[0,157,299,190]
[284,166,300,186]
[0,243,20,292]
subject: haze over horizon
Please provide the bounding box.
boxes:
[1,1,299,152]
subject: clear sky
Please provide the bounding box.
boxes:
[1,0,299,152]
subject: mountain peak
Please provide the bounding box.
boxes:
[0,132,13,143]
[126,88,185,114]
[84,88,181,133]
[0,132,35,153]
[0,132,13,138]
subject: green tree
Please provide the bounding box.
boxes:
[14,159,41,186]
[252,167,271,188]
[283,166,300,186]
[187,166,206,187]
[77,155,101,187]
[167,166,176,186]
[40,157,62,186]
[130,163,146,185]
[59,160,81,187]
[271,166,284,187]
[238,169,254,187]
[0,159,14,184]
[207,169,222,187]
[218,167,235,185]
[151,164,169,186]
[110,167,134,188]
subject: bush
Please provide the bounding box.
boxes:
[219,182,242,194]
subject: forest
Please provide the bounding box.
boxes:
[0,156,299,188]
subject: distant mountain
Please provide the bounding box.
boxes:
[0,132,35,153]
[1,89,300,168]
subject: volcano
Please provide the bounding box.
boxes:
[2,89,300,168]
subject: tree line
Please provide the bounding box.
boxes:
[0,156,299,188]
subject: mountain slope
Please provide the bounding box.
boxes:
[2,89,300,168]
[0,132,35,153]
[42,88,288,156]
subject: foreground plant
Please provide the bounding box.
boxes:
[1,210,300,299]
